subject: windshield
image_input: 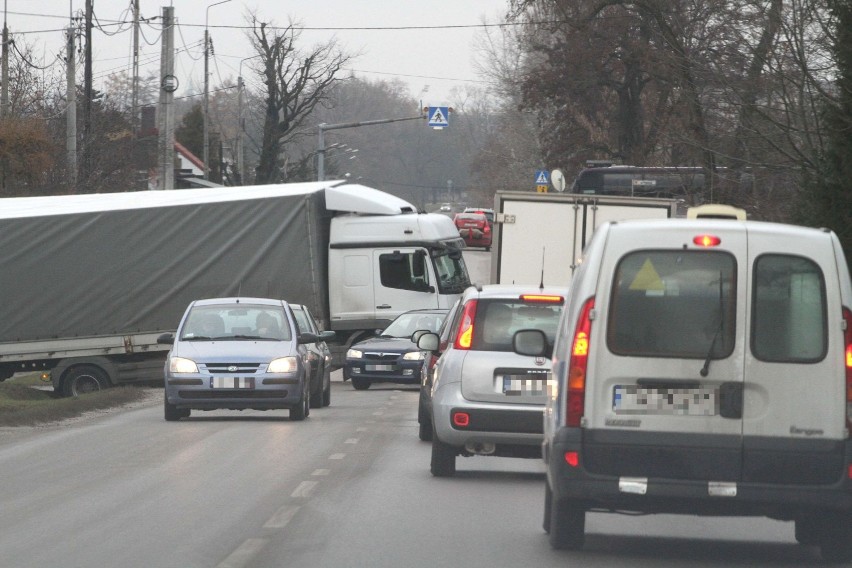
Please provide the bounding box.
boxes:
[179,304,292,341]
[382,312,446,338]
[432,248,471,294]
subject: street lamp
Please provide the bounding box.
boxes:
[203,0,232,181]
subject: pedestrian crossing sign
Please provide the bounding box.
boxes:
[428,106,450,128]
[535,170,549,188]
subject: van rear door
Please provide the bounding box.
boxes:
[584,223,748,482]
[741,226,847,485]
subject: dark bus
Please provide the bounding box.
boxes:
[571,164,707,198]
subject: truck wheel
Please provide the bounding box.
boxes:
[351,378,370,390]
[430,430,456,477]
[548,497,585,550]
[62,365,109,397]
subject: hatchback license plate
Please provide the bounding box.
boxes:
[211,377,255,389]
[366,364,394,371]
[613,385,717,415]
[503,376,547,396]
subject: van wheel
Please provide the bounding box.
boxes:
[417,395,432,441]
[430,431,456,477]
[794,517,820,545]
[549,498,585,550]
[322,374,331,407]
[351,378,370,390]
[818,512,852,562]
[543,482,552,533]
[62,365,109,397]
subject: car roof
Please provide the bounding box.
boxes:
[464,284,569,300]
[398,308,449,315]
[191,297,286,307]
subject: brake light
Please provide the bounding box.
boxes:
[521,294,565,304]
[567,297,594,427]
[843,308,852,435]
[454,300,478,350]
[693,234,722,247]
[564,451,579,467]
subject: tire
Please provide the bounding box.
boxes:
[290,381,309,421]
[417,395,432,441]
[164,396,189,421]
[430,429,456,477]
[543,482,552,533]
[794,517,820,546]
[351,378,370,390]
[309,365,323,408]
[322,372,331,407]
[62,365,109,397]
[549,497,585,550]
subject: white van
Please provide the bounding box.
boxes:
[520,218,852,561]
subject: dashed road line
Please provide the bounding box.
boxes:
[264,505,301,529]
[312,468,330,476]
[329,453,346,460]
[216,538,267,568]
[291,481,318,498]
[345,438,359,444]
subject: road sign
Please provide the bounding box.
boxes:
[535,170,549,185]
[427,106,450,128]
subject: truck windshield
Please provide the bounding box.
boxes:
[432,249,471,294]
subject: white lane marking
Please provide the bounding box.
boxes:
[312,469,330,476]
[329,453,346,460]
[372,411,384,416]
[390,395,399,400]
[291,480,318,498]
[264,505,301,529]
[345,438,359,444]
[356,427,368,432]
[216,538,267,568]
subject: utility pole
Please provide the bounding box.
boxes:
[204,0,232,181]
[82,0,93,183]
[236,74,244,185]
[1,0,9,118]
[156,6,175,190]
[131,0,140,134]
[66,25,77,189]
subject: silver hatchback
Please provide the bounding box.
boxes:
[420,284,567,476]
[158,297,319,421]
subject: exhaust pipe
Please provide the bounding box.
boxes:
[465,442,496,455]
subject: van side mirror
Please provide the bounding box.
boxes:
[157,333,174,345]
[514,329,550,358]
[417,332,440,352]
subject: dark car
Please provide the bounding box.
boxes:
[343,309,448,390]
[454,212,492,250]
[291,304,335,408]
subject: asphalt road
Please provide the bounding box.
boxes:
[0,373,828,568]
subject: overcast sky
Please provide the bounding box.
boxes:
[6,0,509,104]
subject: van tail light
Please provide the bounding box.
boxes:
[454,300,478,350]
[567,297,595,427]
[843,307,852,436]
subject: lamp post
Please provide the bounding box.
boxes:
[203,0,232,181]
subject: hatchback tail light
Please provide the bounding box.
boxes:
[454,300,478,350]
[567,297,594,427]
[843,307,852,436]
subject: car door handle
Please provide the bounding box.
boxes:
[376,304,392,309]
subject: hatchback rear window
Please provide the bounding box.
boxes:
[608,251,736,358]
[471,299,563,352]
[751,254,826,362]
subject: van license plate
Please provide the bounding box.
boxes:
[613,386,717,416]
[503,376,547,396]
[211,377,255,389]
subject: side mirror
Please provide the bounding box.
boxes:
[157,333,174,345]
[319,331,336,342]
[417,332,440,352]
[513,329,550,358]
[411,330,427,343]
[298,332,320,344]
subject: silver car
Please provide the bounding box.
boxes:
[158,297,318,421]
[421,284,567,476]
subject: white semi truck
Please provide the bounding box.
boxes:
[0,181,470,395]
[490,191,679,286]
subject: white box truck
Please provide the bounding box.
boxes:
[0,181,470,395]
[490,191,679,286]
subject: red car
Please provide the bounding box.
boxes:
[454,212,492,250]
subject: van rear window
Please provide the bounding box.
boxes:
[608,251,736,358]
[752,254,826,362]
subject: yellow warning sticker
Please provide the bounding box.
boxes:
[629,259,664,291]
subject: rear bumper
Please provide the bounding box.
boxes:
[546,428,852,517]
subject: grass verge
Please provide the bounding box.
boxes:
[0,374,152,427]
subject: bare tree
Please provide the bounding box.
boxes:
[247,16,352,184]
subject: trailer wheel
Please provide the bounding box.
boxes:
[62,365,109,397]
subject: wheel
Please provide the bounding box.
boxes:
[351,378,370,390]
[430,429,456,477]
[322,372,331,406]
[62,365,109,397]
[549,497,585,550]
[543,482,552,533]
[290,381,309,421]
[818,512,852,562]
[309,364,324,408]
[418,394,432,441]
[164,395,189,421]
